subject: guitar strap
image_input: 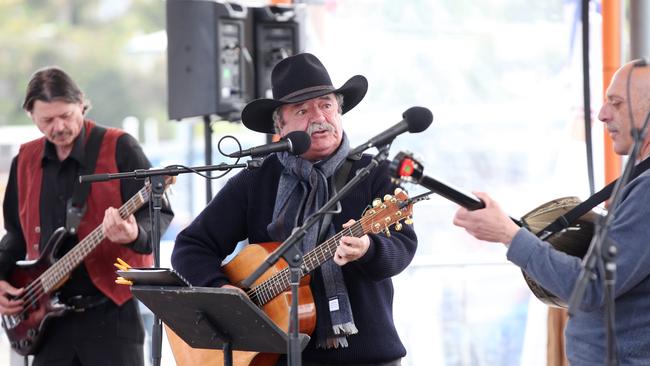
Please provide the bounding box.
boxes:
[66,125,107,235]
[316,154,360,243]
[538,156,650,238]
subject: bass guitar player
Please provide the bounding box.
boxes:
[0,67,173,366]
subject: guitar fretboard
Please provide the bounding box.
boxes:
[246,218,369,307]
[38,187,150,292]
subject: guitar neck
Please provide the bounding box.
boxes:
[38,186,150,293]
[248,220,367,307]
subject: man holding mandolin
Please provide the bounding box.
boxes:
[453,60,650,365]
[0,67,174,365]
[171,53,418,366]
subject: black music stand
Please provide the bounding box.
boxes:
[131,286,310,366]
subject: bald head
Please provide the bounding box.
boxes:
[599,60,650,158]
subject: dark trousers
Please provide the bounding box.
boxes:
[32,298,145,366]
[277,356,402,366]
[300,360,401,366]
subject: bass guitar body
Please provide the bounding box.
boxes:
[167,242,316,366]
[2,228,69,355]
[2,176,173,355]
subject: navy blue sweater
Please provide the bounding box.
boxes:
[172,154,418,364]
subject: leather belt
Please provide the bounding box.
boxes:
[64,295,110,312]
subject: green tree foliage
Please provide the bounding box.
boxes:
[0,0,167,130]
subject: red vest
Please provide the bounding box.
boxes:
[16,120,153,305]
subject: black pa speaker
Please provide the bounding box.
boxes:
[252,5,305,99]
[166,0,254,121]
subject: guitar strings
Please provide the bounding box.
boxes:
[7,191,145,323]
[248,223,363,306]
[247,200,405,306]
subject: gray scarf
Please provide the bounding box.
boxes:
[267,132,358,348]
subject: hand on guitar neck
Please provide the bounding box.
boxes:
[0,281,24,315]
[334,219,370,265]
[453,192,521,246]
[102,207,139,244]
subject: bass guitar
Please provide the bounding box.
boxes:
[389,151,603,308]
[167,189,417,366]
[1,177,173,355]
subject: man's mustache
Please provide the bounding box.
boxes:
[51,130,73,139]
[306,122,335,135]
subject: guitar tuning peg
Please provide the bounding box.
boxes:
[395,222,403,231]
[394,187,403,195]
[383,194,393,202]
[372,198,382,208]
[405,216,414,225]
[384,227,391,238]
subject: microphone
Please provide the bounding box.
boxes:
[228,131,311,158]
[389,151,485,210]
[349,106,433,156]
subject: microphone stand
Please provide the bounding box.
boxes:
[149,174,164,366]
[240,146,391,366]
[568,111,650,366]
[79,159,263,366]
[78,160,263,183]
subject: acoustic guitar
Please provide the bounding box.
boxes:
[167,189,416,366]
[1,177,174,355]
[389,151,603,308]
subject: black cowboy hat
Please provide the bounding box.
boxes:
[241,53,368,134]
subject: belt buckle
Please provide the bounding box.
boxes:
[66,295,87,312]
[66,295,103,312]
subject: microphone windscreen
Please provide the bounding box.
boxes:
[285,130,311,155]
[402,107,433,133]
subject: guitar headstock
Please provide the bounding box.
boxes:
[361,188,414,236]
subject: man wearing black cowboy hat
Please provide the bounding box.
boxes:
[172,53,417,365]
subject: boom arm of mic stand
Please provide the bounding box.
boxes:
[78,161,260,183]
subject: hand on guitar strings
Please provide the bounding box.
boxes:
[453,192,520,246]
[334,219,370,266]
[0,280,24,315]
[102,207,139,244]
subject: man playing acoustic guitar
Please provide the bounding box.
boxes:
[172,53,418,366]
[0,67,173,365]
[453,60,650,365]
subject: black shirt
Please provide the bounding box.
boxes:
[0,126,174,300]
